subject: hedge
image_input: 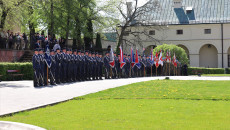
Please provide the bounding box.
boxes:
[0,62,33,81]
[188,67,225,75]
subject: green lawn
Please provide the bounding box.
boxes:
[201,74,230,77]
[1,80,230,129]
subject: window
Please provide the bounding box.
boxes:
[204,29,211,34]
[177,30,183,35]
[149,30,155,35]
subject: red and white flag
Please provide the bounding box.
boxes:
[166,50,171,63]
[158,50,163,66]
[119,46,126,69]
[173,53,177,67]
[109,48,115,68]
[154,52,159,68]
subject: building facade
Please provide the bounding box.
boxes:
[120,0,230,68]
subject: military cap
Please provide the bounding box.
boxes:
[81,50,85,53]
[95,52,98,54]
[128,54,130,56]
[77,50,81,53]
[34,49,39,51]
[51,49,54,52]
[56,48,60,51]
[63,47,67,50]
[85,50,89,53]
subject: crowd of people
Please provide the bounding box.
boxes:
[0,30,66,50]
[32,46,188,87]
[0,30,28,50]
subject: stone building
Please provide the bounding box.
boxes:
[120,0,230,68]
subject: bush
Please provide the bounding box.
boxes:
[188,67,225,75]
[0,62,33,81]
[153,44,189,65]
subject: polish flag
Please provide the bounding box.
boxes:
[119,46,126,69]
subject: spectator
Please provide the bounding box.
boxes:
[22,33,28,50]
[35,40,40,49]
[8,32,14,49]
[53,42,61,51]
[15,33,21,50]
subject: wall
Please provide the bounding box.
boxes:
[0,50,24,62]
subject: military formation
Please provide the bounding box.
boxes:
[32,47,186,87]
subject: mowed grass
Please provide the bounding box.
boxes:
[201,74,230,77]
[1,80,230,129]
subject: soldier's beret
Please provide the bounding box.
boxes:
[34,49,39,51]
[138,55,141,56]
[85,50,89,53]
[51,49,54,52]
[56,48,60,51]
[63,47,66,50]
[77,50,81,53]
[39,48,44,51]
[73,49,77,52]
[81,50,85,53]
[128,55,130,56]
[118,54,120,55]
[124,54,127,56]
[95,52,98,54]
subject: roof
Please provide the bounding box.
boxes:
[136,0,230,25]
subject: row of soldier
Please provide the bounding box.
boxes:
[33,48,184,87]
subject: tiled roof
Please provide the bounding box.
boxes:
[137,0,230,25]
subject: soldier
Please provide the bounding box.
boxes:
[77,50,81,81]
[125,54,130,78]
[116,54,121,78]
[38,49,45,86]
[61,48,67,83]
[104,52,110,79]
[84,50,90,80]
[80,50,86,81]
[99,53,103,80]
[50,49,56,85]
[146,56,151,76]
[55,48,61,84]
[73,50,78,81]
[88,51,93,80]
[67,49,73,82]
[137,55,142,77]
[95,52,100,80]
[141,55,147,77]
[112,53,118,79]
[92,52,97,80]
[32,49,40,87]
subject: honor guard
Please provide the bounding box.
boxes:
[55,48,61,84]
[38,49,45,86]
[99,53,103,80]
[61,48,67,83]
[50,49,56,85]
[104,52,110,79]
[95,52,100,80]
[73,50,78,81]
[80,50,86,81]
[32,49,40,87]
[116,54,121,78]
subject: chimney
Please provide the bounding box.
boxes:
[127,2,133,18]
[173,0,182,8]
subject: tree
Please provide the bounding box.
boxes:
[153,44,189,65]
[95,33,102,52]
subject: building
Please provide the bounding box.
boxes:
[120,0,230,68]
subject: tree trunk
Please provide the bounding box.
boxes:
[65,14,70,47]
[0,10,7,29]
[49,0,54,38]
[29,22,35,50]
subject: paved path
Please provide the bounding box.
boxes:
[0,76,229,116]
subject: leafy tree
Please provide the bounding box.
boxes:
[153,44,189,65]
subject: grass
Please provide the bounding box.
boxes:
[1,80,230,129]
[200,74,230,77]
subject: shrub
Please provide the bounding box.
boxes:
[153,44,189,65]
[188,67,225,75]
[0,62,33,81]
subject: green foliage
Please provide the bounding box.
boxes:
[95,33,102,52]
[188,67,225,75]
[1,80,230,129]
[153,44,189,65]
[0,62,33,81]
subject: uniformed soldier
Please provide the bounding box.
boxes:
[104,52,110,79]
[125,54,130,78]
[92,52,97,80]
[112,53,118,79]
[73,50,78,81]
[55,48,61,84]
[61,48,67,83]
[141,55,147,77]
[88,51,93,80]
[38,49,45,86]
[32,49,40,87]
[80,50,86,81]
[137,55,142,77]
[116,54,121,78]
[77,50,81,81]
[99,53,103,80]
[146,56,151,76]
[85,50,90,80]
[95,52,100,80]
[50,49,56,85]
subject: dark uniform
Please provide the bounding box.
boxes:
[32,49,40,87]
[98,53,103,80]
[61,48,67,83]
[38,49,45,86]
[55,49,61,84]
[104,52,110,79]
[50,49,56,85]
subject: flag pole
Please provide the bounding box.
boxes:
[110,67,112,78]
[169,63,171,76]
[156,66,157,76]
[130,63,131,77]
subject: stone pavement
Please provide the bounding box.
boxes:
[0,76,229,116]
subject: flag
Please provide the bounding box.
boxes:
[44,45,52,68]
[131,47,136,68]
[158,50,163,66]
[154,51,159,68]
[149,49,154,66]
[109,48,115,68]
[119,46,126,69]
[173,53,177,67]
[135,49,141,69]
[166,50,171,63]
